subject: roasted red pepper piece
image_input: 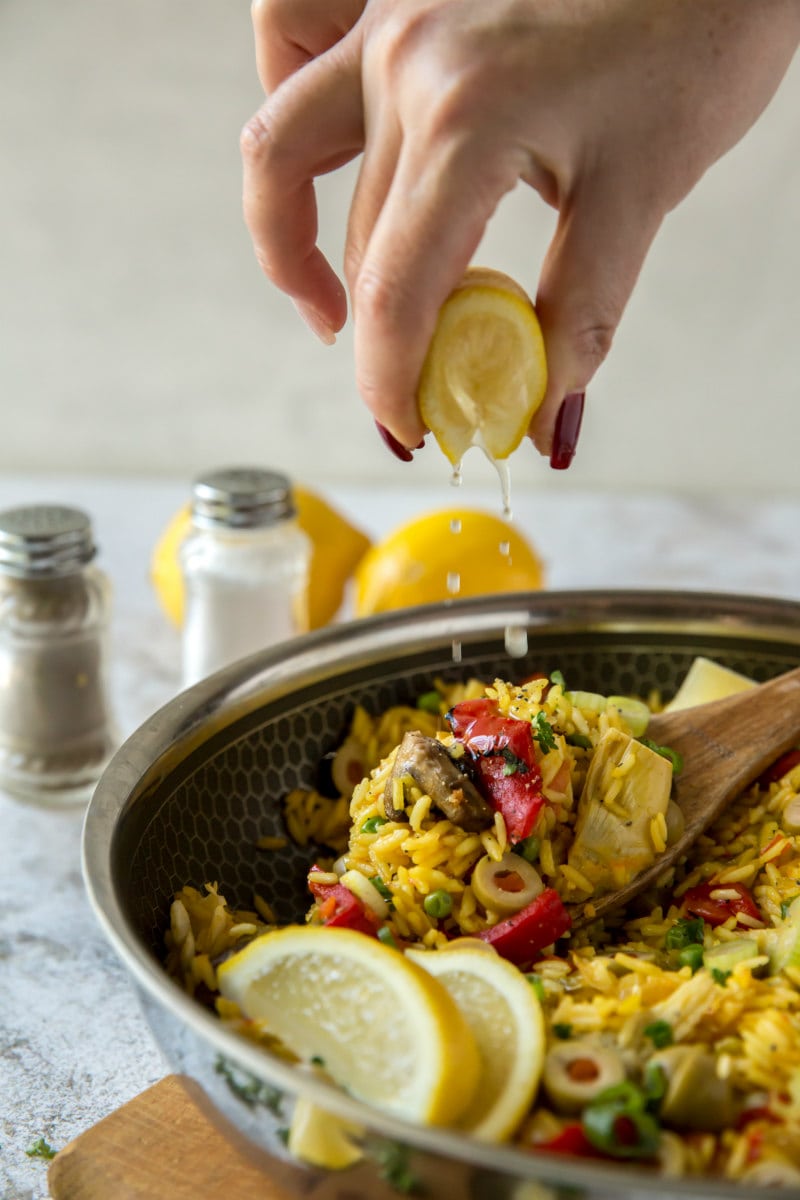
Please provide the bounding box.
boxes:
[447,699,545,842]
[682,881,761,928]
[758,749,800,788]
[536,1124,603,1158]
[308,874,379,937]
[477,887,571,965]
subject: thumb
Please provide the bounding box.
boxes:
[529,181,663,464]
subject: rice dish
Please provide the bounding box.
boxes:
[165,669,800,1186]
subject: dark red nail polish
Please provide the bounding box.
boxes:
[375,421,413,463]
[550,392,585,470]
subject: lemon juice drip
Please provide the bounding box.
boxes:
[504,625,528,658]
[447,571,461,596]
[451,639,462,663]
[499,540,511,558]
[450,517,462,535]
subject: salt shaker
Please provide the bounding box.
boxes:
[0,505,117,805]
[180,467,312,687]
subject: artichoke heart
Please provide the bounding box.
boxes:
[565,728,672,897]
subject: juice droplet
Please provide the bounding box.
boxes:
[504,625,528,659]
[451,639,463,664]
[450,463,462,489]
[450,517,462,535]
[499,540,511,558]
[447,571,461,596]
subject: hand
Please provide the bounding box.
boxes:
[242,0,799,459]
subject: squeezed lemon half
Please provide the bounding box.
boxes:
[417,266,548,466]
[406,944,545,1142]
[217,926,480,1127]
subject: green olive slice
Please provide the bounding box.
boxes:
[471,851,544,916]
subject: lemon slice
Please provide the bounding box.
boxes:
[417,266,547,465]
[217,926,480,1126]
[405,945,545,1142]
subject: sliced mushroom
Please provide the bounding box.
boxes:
[383,731,492,830]
[651,1045,738,1131]
[471,852,544,916]
[542,1040,627,1115]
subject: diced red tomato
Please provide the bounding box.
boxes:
[758,749,800,788]
[308,874,379,937]
[536,1124,603,1158]
[447,699,545,842]
[477,888,571,965]
[682,881,762,928]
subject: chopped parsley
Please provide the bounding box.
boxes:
[711,968,732,987]
[643,1020,673,1049]
[367,1140,420,1194]
[553,1022,573,1040]
[25,1137,57,1161]
[665,917,704,951]
[677,943,705,974]
[532,711,558,753]
[500,747,528,776]
[310,1054,326,1067]
[215,1055,284,1115]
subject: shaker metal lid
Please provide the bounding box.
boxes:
[191,467,296,529]
[0,505,96,577]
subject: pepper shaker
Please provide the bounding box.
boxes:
[0,505,118,805]
[180,467,312,687]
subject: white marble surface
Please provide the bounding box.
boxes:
[3,474,800,1200]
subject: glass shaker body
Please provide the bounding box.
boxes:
[180,469,311,687]
[0,507,118,805]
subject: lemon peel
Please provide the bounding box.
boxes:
[405,944,545,1142]
[417,266,547,466]
[217,925,480,1127]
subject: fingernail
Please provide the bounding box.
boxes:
[550,391,585,470]
[375,421,414,462]
[293,300,337,346]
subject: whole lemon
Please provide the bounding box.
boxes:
[353,508,545,617]
[150,486,371,631]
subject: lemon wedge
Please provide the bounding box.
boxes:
[417,266,547,466]
[663,656,756,713]
[405,945,545,1142]
[353,507,544,617]
[217,926,480,1127]
[287,1097,364,1170]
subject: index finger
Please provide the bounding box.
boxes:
[252,0,366,94]
[241,45,364,330]
[351,136,524,449]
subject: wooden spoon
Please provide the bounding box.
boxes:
[568,664,800,927]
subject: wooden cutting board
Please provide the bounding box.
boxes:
[48,1074,306,1200]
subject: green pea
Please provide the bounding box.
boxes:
[677,943,704,974]
[423,890,453,919]
[361,815,388,834]
[416,690,442,714]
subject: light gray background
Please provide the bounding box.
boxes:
[1,1,799,492]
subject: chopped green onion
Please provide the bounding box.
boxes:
[643,1020,673,1049]
[361,815,388,834]
[638,737,684,775]
[711,967,731,987]
[377,926,398,949]
[553,1022,573,1040]
[607,695,650,737]
[565,732,593,750]
[370,875,393,903]
[677,943,704,974]
[500,747,528,776]
[514,835,541,863]
[581,1082,661,1160]
[417,690,442,714]
[664,917,704,950]
[525,973,546,1003]
[549,670,567,690]
[423,889,453,919]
